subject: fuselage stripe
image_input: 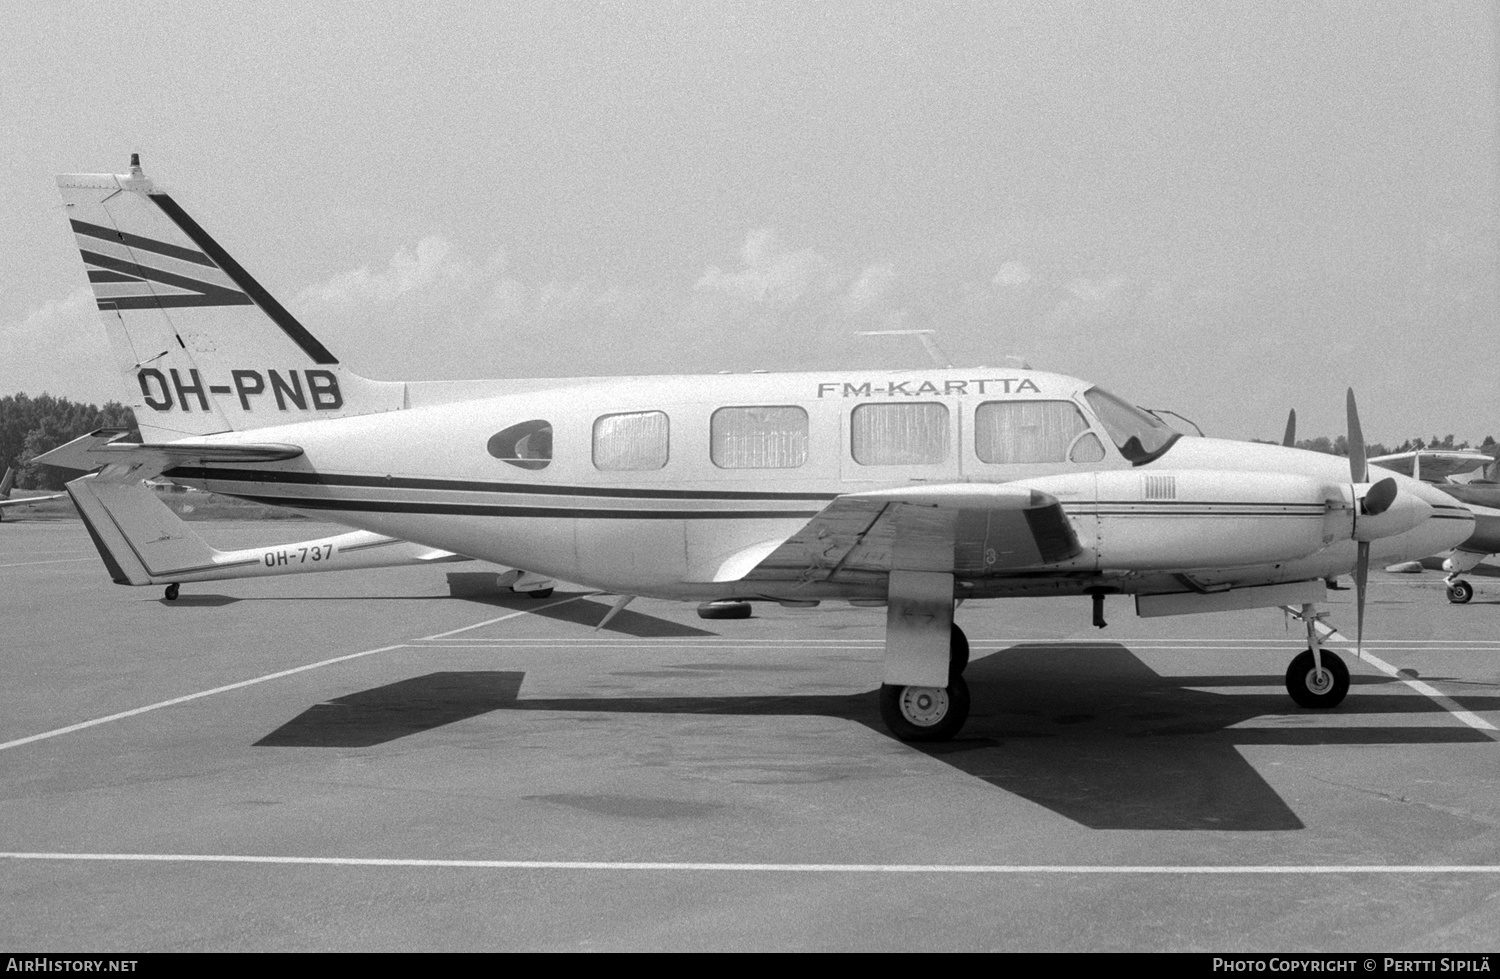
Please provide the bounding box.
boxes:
[237,495,821,520]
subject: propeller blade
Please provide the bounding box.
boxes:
[1282,409,1297,448]
[1362,476,1398,516]
[1346,388,1368,483]
[1354,540,1369,658]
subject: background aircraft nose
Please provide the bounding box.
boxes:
[1393,473,1475,553]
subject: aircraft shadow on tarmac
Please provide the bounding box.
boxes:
[154,586,718,635]
[254,642,1498,832]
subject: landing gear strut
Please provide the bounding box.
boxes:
[1284,602,1348,708]
[879,624,971,742]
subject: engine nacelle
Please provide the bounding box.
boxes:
[1086,469,1341,571]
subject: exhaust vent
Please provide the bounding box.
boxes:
[1143,474,1177,500]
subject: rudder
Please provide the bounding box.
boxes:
[58,155,404,442]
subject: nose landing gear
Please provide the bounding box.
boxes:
[1283,602,1350,709]
[1285,647,1350,708]
[1445,578,1474,604]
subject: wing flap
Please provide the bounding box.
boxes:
[736,483,1081,583]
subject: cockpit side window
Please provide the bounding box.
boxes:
[1082,388,1179,464]
[975,400,1093,464]
[488,420,553,470]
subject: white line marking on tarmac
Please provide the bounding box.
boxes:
[4,852,1500,874]
[0,645,409,753]
[418,593,600,640]
[0,592,605,752]
[0,557,94,569]
[1313,623,1499,738]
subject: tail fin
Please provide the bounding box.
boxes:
[0,467,13,499]
[57,155,404,442]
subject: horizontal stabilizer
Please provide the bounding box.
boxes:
[66,473,471,586]
[36,428,301,478]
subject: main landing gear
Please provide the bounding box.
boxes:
[879,624,970,742]
[164,583,180,601]
[1283,602,1350,709]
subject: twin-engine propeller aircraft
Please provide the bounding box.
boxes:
[41,156,1474,741]
[0,467,67,520]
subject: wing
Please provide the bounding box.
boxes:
[718,483,1081,584]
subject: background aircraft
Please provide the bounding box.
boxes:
[0,466,66,520]
[63,471,556,601]
[40,157,1474,743]
[1368,449,1500,604]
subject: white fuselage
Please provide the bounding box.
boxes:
[153,368,1473,602]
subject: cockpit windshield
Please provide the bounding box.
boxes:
[1083,387,1181,464]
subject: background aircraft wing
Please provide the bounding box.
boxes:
[0,493,67,510]
[718,483,1080,584]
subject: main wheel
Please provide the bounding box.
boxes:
[1446,580,1474,604]
[1285,648,1350,709]
[523,587,554,599]
[949,623,970,680]
[879,675,970,742]
[164,583,180,601]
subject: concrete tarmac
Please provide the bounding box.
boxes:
[2,519,1498,951]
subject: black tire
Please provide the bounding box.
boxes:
[524,588,554,599]
[164,583,180,601]
[1285,648,1350,709]
[1447,580,1474,605]
[697,600,752,620]
[879,676,971,742]
[949,623,970,680]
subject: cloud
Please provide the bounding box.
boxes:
[297,237,497,307]
[843,263,897,314]
[992,261,1033,287]
[0,287,122,404]
[694,229,835,308]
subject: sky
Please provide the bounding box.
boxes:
[1,1,1495,445]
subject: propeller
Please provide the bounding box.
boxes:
[1346,388,1369,655]
[1345,388,1400,656]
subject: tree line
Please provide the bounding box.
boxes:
[1286,433,1496,457]
[0,393,138,490]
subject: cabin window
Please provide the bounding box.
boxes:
[851,403,949,466]
[974,400,1094,464]
[487,420,553,471]
[711,406,808,469]
[593,411,670,471]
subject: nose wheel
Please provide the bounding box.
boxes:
[1285,647,1349,708]
[880,624,971,742]
[1446,579,1474,604]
